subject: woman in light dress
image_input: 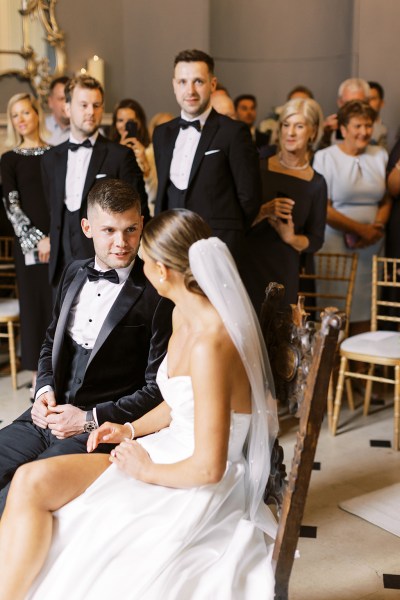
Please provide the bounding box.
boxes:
[313,100,391,334]
[0,209,278,600]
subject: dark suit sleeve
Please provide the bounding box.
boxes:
[34,263,76,393]
[94,297,173,424]
[228,123,261,227]
[119,146,150,223]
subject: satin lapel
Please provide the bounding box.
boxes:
[81,137,107,204]
[187,109,219,188]
[157,122,180,203]
[54,144,68,209]
[87,263,145,369]
[52,267,88,374]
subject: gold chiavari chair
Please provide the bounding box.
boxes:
[332,256,400,450]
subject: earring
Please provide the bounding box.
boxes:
[159,277,165,283]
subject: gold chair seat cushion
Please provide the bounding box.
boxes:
[0,299,19,319]
[341,330,400,359]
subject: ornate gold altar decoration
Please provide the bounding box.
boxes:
[0,0,66,103]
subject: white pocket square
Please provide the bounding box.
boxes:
[204,149,221,155]
[96,174,107,179]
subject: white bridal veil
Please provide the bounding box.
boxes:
[189,237,279,538]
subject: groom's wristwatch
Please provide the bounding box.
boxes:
[84,410,98,433]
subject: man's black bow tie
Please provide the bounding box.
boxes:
[179,118,201,132]
[86,265,119,284]
[68,139,93,152]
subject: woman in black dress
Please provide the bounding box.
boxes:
[1,93,53,394]
[242,98,328,312]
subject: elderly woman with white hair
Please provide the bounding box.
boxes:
[0,93,53,396]
[242,98,328,312]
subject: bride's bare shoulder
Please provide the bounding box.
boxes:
[191,320,238,367]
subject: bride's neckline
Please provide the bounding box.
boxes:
[167,371,191,380]
[162,357,251,416]
[163,355,190,380]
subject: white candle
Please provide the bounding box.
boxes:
[87,55,105,88]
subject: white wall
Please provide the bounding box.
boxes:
[210,0,354,120]
[353,0,400,147]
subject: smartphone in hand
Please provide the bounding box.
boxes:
[125,120,138,138]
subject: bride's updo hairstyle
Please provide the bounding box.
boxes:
[142,209,211,296]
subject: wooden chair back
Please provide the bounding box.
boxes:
[299,252,357,339]
[371,255,400,331]
[0,236,17,296]
[261,282,344,600]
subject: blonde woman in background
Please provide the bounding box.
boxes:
[242,98,328,313]
[0,93,53,397]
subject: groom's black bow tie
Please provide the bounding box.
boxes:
[179,118,201,132]
[86,265,119,284]
[68,139,93,152]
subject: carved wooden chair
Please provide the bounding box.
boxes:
[299,251,358,427]
[332,256,400,450]
[261,282,344,600]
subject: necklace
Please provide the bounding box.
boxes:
[278,152,310,171]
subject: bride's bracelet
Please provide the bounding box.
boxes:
[124,422,135,440]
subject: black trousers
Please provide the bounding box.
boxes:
[0,408,114,515]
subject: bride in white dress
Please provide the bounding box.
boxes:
[0,209,278,600]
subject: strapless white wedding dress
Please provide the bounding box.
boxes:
[26,356,275,599]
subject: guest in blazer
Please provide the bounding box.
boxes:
[153,49,261,266]
[41,74,149,288]
[0,180,172,512]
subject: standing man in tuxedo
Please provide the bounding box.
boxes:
[153,49,261,266]
[42,74,149,289]
[0,179,172,512]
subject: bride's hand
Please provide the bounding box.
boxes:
[87,422,133,453]
[110,440,152,480]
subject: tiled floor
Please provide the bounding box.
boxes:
[0,369,399,599]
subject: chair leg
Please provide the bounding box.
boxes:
[394,365,400,451]
[345,378,355,411]
[327,374,334,430]
[7,320,17,390]
[363,364,375,416]
[332,355,347,435]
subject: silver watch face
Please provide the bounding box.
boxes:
[84,421,98,433]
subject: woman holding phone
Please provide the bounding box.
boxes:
[109,99,171,215]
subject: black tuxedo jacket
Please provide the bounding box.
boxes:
[153,109,261,261]
[35,257,173,424]
[41,134,149,284]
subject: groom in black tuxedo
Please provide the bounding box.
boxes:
[153,49,261,266]
[0,179,172,512]
[41,74,149,288]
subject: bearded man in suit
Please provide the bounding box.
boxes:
[0,179,172,512]
[153,49,261,267]
[42,74,149,289]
